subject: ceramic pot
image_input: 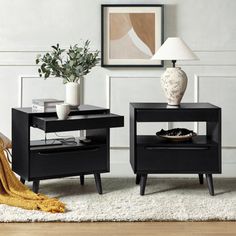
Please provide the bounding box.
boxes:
[56,104,70,120]
[160,67,188,106]
[65,82,80,106]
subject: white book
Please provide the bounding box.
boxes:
[32,104,56,112]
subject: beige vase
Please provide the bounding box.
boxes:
[160,67,188,106]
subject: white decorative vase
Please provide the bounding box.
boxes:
[65,82,80,106]
[160,67,188,106]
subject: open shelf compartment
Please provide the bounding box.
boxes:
[137,135,218,148]
[30,138,106,151]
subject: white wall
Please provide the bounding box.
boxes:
[0,0,236,177]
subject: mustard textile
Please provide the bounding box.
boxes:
[0,133,65,213]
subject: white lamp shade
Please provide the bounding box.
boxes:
[152,37,198,61]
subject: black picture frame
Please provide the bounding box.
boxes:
[101,4,164,68]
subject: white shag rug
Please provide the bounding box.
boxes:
[1,178,236,222]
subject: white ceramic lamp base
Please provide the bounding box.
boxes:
[160,67,187,106]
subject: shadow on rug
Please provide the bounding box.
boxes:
[1,178,236,222]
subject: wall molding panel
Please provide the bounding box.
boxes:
[106,75,164,110]
[106,75,170,149]
[18,75,85,107]
[194,74,236,150]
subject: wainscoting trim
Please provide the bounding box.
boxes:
[194,74,236,149]
[18,75,85,107]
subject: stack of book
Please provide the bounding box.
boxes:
[32,98,64,112]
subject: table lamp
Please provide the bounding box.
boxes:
[152,37,198,106]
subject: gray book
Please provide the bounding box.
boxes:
[32,98,64,107]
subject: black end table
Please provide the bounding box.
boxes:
[12,105,124,194]
[130,103,221,196]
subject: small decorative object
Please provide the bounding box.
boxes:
[56,104,70,120]
[79,137,92,144]
[152,37,198,106]
[101,4,164,67]
[156,128,196,142]
[36,41,100,106]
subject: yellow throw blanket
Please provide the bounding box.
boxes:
[0,133,65,213]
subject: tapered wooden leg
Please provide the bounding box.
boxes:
[206,174,214,196]
[198,174,204,185]
[20,177,25,184]
[136,174,141,185]
[94,173,102,194]
[33,180,40,194]
[140,174,148,196]
[80,175,84,185]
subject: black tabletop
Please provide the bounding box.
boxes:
[13,104,109,114]
[130,103,220,110]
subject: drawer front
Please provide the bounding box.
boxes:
[136,146,220,173]
[136,109,219,122]
[30,145,108,179]
[32,114,124,132]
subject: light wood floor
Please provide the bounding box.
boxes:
[1,222,236,236]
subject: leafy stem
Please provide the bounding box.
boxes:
[36,40,100,83]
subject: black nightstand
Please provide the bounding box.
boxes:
[130,103,221,196]
[12,105,124,194]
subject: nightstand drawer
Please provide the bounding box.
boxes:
[136,109,219,122]
[136,146,220,173]
[32,113,124,132]
[30,145,108,179]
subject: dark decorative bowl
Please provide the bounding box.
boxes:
[156,128,197,142]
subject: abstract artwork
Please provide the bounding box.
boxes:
[101,5,164,67]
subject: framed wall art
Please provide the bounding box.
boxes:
[101,4,164,67]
